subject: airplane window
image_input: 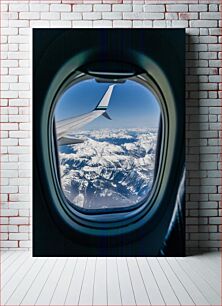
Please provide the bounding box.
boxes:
[54,79,160,211]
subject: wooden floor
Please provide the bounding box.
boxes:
[0,251,220,306]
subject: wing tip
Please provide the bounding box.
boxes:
[102,112,112,120]
[58,137,84,146]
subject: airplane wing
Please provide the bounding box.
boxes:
[56,84,115,146]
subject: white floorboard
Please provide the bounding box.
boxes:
[166,258,210,305]
[148,258,180,305]
[0,251,221,306]
[0,251,14,263]
[157,258,194,305]
[117,257,136,305]
[1,253,29,289]
[107,257,121,305]
[137,257,165,305]
[35,257,67,305]
[127,257,150,305]
[186,255,220,294]
[51,257,77,305]
[93,257,107,305]
[65,257,87,306]
[2,252,22,273]
[78,257,96,305]
[21,257,56,305]
[1,256,37,305]
[176,258,220,305]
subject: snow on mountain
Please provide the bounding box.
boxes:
[59,128,158,210]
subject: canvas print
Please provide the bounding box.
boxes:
[33,29,185,256]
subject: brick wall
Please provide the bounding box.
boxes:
[0,0,221,253]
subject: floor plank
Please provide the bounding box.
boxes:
[1,253,15,275]
[1,252,29,289]
[5,257,47,305]
[65,257,87,306]
[194,253,220,275]
[186,256,220,295]
[127,257,150,305]
[148,258,180,305]
[1,256,37,305]
[176,257,221,305]
[157,258,195,305]
[2,252,22,273]
[137,257,165,305]
[167,258,210,305]
[78,257,96,306]
[35,258,67,305]
[0,251,14,263]
[1,252,220,306]
[50,257,77,305]
[20,258,57,305]
[117,257,136,305]
[107,257,122,306]
[93,257,107,305]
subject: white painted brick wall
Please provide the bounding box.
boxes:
[0,0,221,254]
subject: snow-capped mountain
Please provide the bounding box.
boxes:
[58,128,158,210]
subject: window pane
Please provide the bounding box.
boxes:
[54,79,160,210]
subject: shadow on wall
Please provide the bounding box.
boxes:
[186,34,203,256]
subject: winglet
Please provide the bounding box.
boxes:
[102,111,112,120]
[95,84,115,110]
[58,137,84,146]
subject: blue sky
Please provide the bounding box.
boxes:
[55,79,160,129]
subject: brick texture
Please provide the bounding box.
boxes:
[0,0,221,254]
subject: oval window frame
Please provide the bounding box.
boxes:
[40,59,178,237]
[53,75,162,215]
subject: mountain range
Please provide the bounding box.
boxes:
[59,128,158,210]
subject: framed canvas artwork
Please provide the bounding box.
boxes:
[33,29,185,256]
